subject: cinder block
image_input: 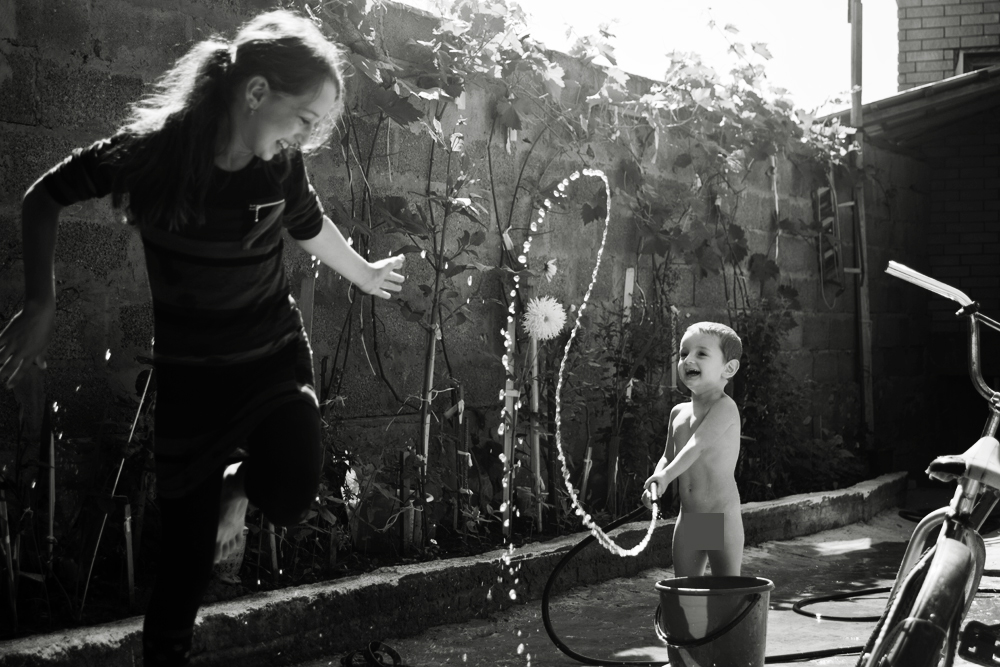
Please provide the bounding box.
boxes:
[829,317,855,350]
[692,271,729,309]
[14,0,91,52]
[802,315,830,349]
[37,61,144,132]
[89,2,191,76]
[0,126,81,206]
[0,48,38,125]
[813,352,841,383]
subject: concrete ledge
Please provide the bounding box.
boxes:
[0,472,907,667]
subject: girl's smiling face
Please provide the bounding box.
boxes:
[247,76,339,161]
[222,75,340,168]
[677,330,737,392]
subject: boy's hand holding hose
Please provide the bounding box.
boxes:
[642,480,660,510]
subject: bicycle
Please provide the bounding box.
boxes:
[857,261,1000,667]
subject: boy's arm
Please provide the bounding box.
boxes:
[643,405,680,504]
[657,398,739,487]
[296,216,405,299]
[652,404,680,473]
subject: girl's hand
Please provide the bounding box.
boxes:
[358,255,405,299]
[0,299,56,389]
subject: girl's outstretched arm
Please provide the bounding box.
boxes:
[296,216,405,299]
[0,181,63,388]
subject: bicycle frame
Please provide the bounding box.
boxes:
[865,262,1000,667]
[896,310,1000,572]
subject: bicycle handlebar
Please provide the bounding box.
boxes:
[885,262,998,406]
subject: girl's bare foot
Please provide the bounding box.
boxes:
[215,462,249,565]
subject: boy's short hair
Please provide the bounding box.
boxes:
[685,321,743,362]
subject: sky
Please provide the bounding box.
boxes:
[398,0,899,115]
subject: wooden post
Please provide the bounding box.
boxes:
[0,490,16,628]
[850,0,876,438]
[268,521,279,579]
[123,501,135,610]
[529,336,543,531]
[47,406,55,568]
[502,379,518,537]
[579,445,594,506]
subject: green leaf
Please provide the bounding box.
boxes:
[371,87,423,127]
[444,263,469,278]
[399,301,426,322]
[748,253,780,284]
[495,99,522,131]
[394,244,424,256]
[318,506,338,525]
[751,42,773,60]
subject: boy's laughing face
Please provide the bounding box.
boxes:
[678,330,738,392]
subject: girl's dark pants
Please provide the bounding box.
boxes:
[142,344,322,666]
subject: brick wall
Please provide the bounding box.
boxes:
[898,0,1000,90]
[923,108,1000,335]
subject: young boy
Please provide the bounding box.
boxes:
[643,321,744,578]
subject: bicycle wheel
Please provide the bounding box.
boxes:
[856,543,937,667]
[868,537,973,667]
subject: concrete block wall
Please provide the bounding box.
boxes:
[0,0,930,521]
[897,0,1000,90]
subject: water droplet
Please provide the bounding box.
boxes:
[518,255,527,264]
[509,589,517,600]
[420,249,427,258]
[487,589,493,601]
[105,349,111,361]
[517,643,525,654]
[468,275,473,286]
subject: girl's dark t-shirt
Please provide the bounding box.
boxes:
[39,137,325,365]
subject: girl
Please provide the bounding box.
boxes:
[0,10,404,666]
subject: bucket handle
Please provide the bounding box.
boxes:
[654,593,761,649]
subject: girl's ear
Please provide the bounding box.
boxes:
[723,359,740,378]
[246,75,270,110]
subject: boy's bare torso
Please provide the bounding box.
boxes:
[670,396,742,514]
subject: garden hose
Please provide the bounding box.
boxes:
[541,502,1000,665]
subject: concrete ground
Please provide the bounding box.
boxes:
[293,487,1000,667]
